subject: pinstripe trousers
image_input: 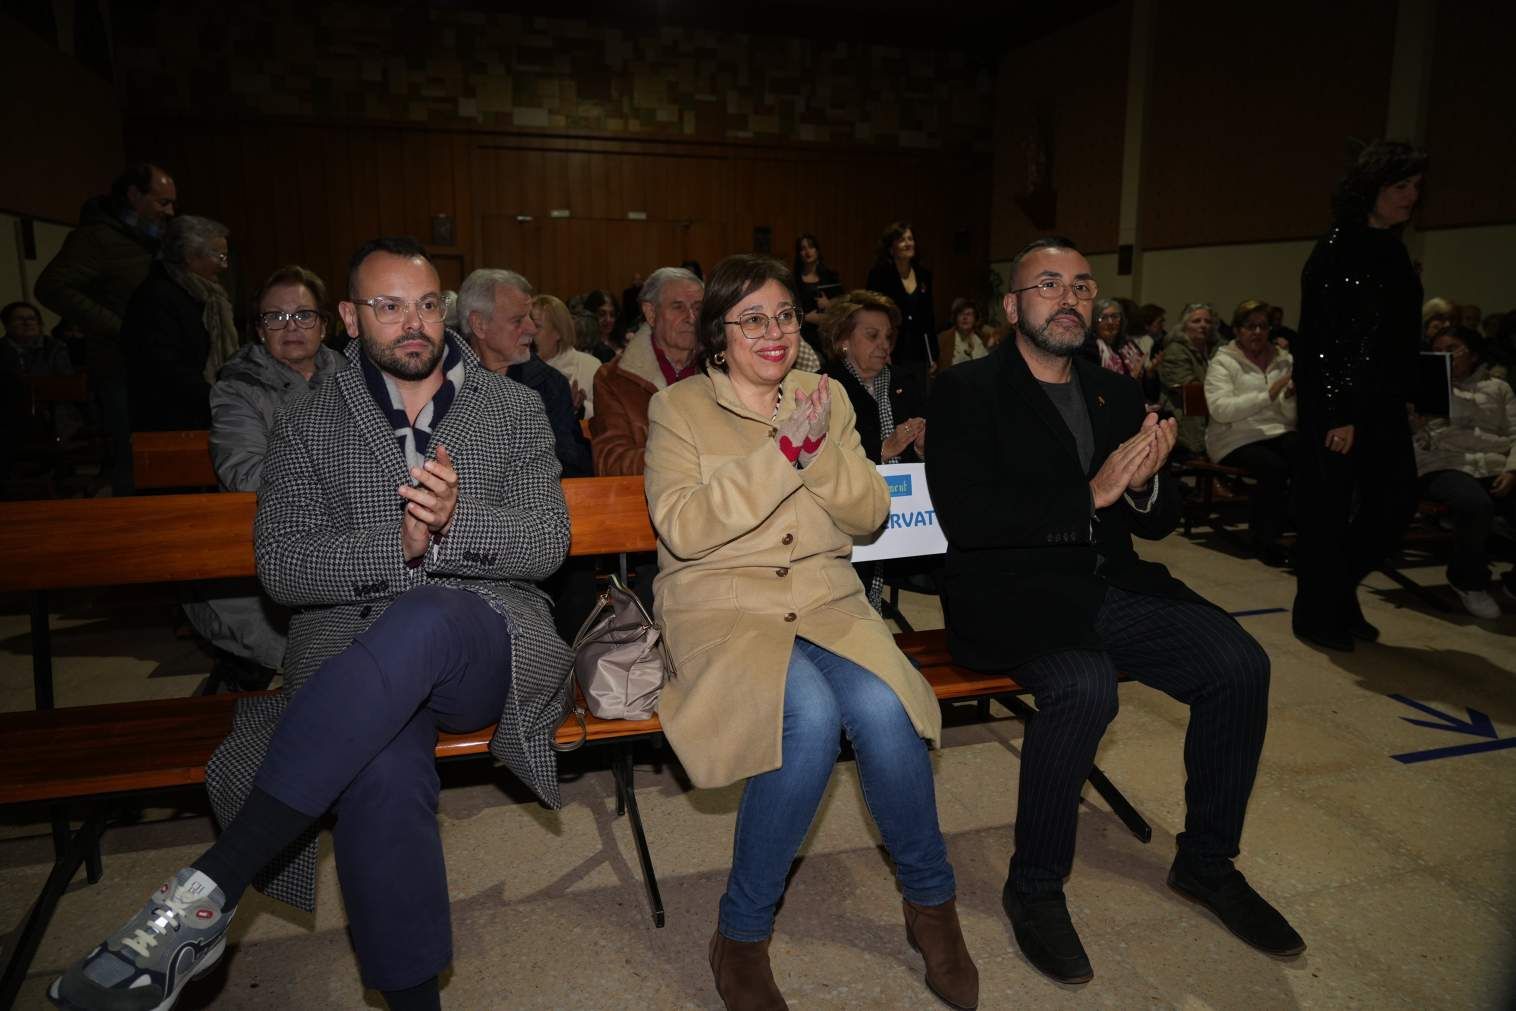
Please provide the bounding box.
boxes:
[1008,586,1271,895]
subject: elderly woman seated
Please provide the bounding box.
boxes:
[1203,299,1299,563]
[1414,326,1516,618]
[185,265,345,689]
[644,254,976,1011]
[1158,301,1222,460]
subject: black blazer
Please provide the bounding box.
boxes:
[865,261,936,367]
[823,361,925,464]
[926,340,1205,672]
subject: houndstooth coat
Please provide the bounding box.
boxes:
[204,337,574,911]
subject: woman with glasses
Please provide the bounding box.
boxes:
[1157,302,1222,459]
[644,255,977,1011]
[122,214,239,431]
[1203,299,1298,564]
[1412,326,1516,618]
[183,265,345,690]
[1090,297,1150,383]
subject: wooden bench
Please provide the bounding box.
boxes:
[1174,382,1256,542]
[131,429,218,490]
[0,477,1150,1003]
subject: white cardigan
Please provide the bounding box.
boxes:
[1203,342,1297,463]
[1412,365,1516,478]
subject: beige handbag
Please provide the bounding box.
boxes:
[552,575,673,752]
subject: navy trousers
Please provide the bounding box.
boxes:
[1008,586,1270,895]
[254,586,512,991]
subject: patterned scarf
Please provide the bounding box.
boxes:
[359,334,467,470]
[841,357,896,612]
[164,263,240,382]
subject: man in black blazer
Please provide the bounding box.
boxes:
[927,237,1303,984]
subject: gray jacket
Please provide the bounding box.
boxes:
[209,342,346,491]
[204,336,574,910]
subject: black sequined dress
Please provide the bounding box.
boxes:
[1291,222,1422,637]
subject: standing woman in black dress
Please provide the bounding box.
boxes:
[1292,140,1427,650]
[866,221,936,391]
[794,233,841,364]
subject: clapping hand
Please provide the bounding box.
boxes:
[1089,413,1175,509]
[775,377,832,467]
[883,417,926,460]
[400,444,459,561]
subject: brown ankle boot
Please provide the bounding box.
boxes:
[709,931,788,1011]
[904,897,979,1010]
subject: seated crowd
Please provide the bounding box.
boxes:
[19,142,1511,1011]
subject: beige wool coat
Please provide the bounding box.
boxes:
[644,367,943,789]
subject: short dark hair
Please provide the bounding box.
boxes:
[347,237,431,298]
[109,163,166,209]
[1008,235,1081,288]
[1,300,41,327]
[696,254,796,374]
[793,232,825,278]
[253,265,331,333]
[1433,324,1487,363]
[1330,139,1428,226]
[875,221,921,267]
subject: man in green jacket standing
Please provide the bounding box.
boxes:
[35,162,177,494]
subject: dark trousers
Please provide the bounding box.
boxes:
[1292,410,1418,633]
[1008,586,1270,895]
[1421,470,1515,591]
[254,586,512,991]
[1219,431,1299,547]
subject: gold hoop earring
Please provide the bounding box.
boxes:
[713,350,727,366]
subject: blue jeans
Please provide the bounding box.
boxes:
[718,638,955,941]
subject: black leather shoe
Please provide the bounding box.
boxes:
[1001,883,1093,984]
[1167,859,1305,957]
[1346,619,1380,642]
[1293,625,1354,651]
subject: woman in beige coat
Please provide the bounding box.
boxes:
[645,255,977,1011]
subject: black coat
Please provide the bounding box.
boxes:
[866,262,937,367]
[122,262,213,431]
[926,340,1204,672]
[824,361,926,464]
[507,355,594,477]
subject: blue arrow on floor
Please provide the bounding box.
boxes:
[1388,694,1516,764]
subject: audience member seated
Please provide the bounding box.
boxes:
[937,297,992,369]
[1457,303,1481,332]
[531,293,599,420]
[1204,298,1299,564]
[1421,296,1455,346]
[1138,302,1167,357]
[186,265,345,689]
[644,254,977,1011]
[1481,311,1504,342]
[928,235,1301,987]
[1091,296,1150,386]
[582,287,624,362]
[590,265,703,476]
[1,301,73,377]
[1159,301,1221,459]
[50,236,573,1011]
[1413,326,1516,617]
[821,289,928,610]
[122,214,238,432]
[54,318,88,369]
[1268,304,1299,350]
[35,162,178,493]
[460,268,591,477]
[794,232,841,364]
[866,221,936,389]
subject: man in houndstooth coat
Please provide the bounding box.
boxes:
[49,238,574,1011]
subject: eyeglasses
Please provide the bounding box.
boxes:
[206,251,229,266]
[1011,279,1099,302]
[352,294,446,325]
[258,309,322,331]
[723,308,801,339]
[1098,312,1122,323]
[1238,321,1270,333]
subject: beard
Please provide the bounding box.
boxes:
[1017,309,1087,357]
[363,326,445,380]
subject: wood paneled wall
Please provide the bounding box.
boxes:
[129,119,993,328]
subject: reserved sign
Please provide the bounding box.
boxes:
[851,463,947,562]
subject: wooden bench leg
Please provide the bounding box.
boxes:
[611,743,665,928]
[994,693,1152,845]
[31,590,54,710]
[0,807,107,1007]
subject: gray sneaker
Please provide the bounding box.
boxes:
[48,868,233,1011]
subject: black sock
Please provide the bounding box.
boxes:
[383,976,441,1011]
[190,786,316,908]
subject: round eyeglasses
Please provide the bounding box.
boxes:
[352,295,447,326]
[1011,279,1099,302]
[723,308,801,339]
